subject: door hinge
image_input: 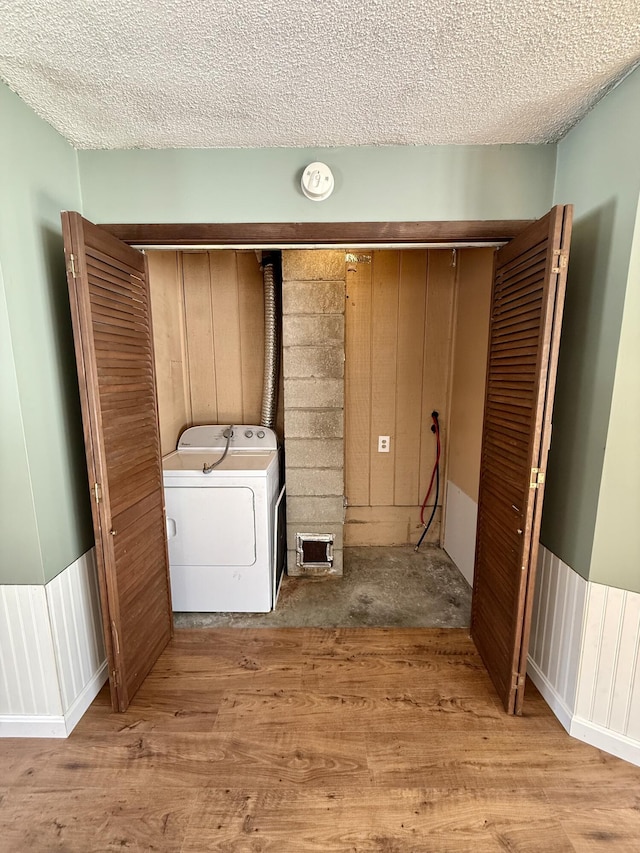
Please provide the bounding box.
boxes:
[530,468,546,489]
[111,668,120,687]
[111,620,120,656]
[512,672,526,689]
[551,250,568,274]
[93,482,102,503]
[67,253,78,278]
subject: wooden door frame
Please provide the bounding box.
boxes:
[100,220,535,246]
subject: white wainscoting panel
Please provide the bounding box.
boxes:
[528,544,640,767]
[527,546,587,731]
[0,585,62,721]
[573,581,640,763]
[1,548,107,738]
[443,481,477,586]
[46,548,106,714]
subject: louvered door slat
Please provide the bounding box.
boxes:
[497,257,548,289]
[85,244,146,276]
[93,321,151,342]
[496,255,547,288]
[91,294,148,321]
[87,258,146,290]
[471,205,572,715]
[62,211,172,712]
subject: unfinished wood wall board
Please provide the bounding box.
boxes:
[345,506,441,546]
[369,251,400,507]
[237,252,266,424]
[418,250,456,502]
[147,252,191,456]
[344,257,372,507]
[182,253,218,426]
[148,250,265,454]
[394,251,428,507]
[209,252,243,423]
[447,248,495,502]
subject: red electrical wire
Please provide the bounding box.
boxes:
[419,413,441,526]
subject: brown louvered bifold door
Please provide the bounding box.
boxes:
[62,212,172,712]
[471,205,572,715]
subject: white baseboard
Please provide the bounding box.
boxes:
[63,661,108,734]
[0,714,68,738]
[0,661,108,739]
[570,717,640,768]
[526,657,573,734]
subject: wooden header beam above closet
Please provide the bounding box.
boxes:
[100,220,536,246]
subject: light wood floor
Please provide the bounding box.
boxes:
[2,628,640,852]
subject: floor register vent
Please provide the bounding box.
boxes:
[296,533,335,569]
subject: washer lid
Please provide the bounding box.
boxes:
[163,449,277,476]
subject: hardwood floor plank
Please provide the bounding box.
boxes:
[181,787,576,853]
[545,788,640,853]
[0,787,196,853]
[148,629,305,688]
[299,626,476,656]
[210,731,370,788]
[301,651,490,692]
[5,731,368,791]
[2,733,228,789]
[212,686,555,733]
[74,684,223,734]
[170,627,308,653]
[366,730,640,789]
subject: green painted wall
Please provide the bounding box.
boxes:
[589,196,640,592]
[78,144,556,223]
[542,67,640,592]
[0,83,93,584]
[0,258,42,583]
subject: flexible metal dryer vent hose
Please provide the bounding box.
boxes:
[260,257,279,429]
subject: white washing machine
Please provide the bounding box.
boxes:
[162,425,285,612]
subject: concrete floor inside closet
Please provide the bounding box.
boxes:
[174,545,472,629]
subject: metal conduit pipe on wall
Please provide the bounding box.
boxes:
[260,254,279,429]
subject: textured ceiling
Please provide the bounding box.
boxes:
[0,0,639,149]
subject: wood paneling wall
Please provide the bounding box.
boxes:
[344,250,456,546]
[147,251,265,455]
[446,248,494,502]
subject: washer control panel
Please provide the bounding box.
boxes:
[178,424,278,452]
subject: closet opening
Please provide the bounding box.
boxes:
[145,246,494,632]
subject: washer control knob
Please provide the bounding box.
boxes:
[244,429,253,438]
[257,430,265,439]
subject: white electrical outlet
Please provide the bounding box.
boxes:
[378,435,390,453]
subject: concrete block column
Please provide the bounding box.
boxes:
[281,251,346,577]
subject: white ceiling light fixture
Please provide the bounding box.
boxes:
[301,162,334,201]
